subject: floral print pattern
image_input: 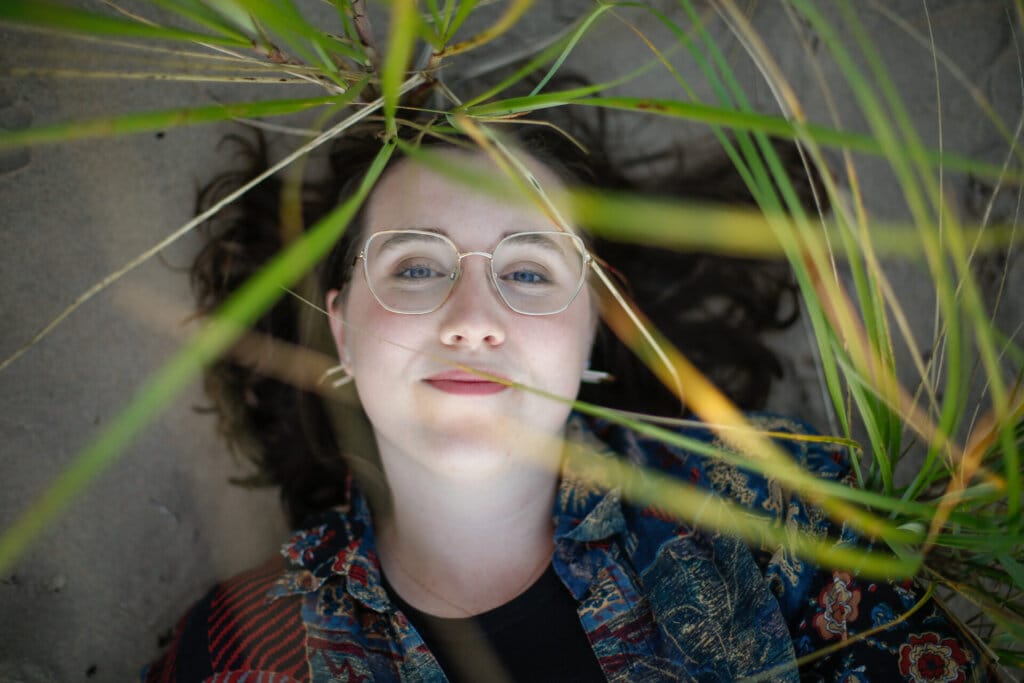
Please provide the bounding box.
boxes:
[814,570,862,640]
[898,632,973,682]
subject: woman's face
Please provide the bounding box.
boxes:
[326,149,596,477]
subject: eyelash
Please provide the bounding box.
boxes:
[396,264,443,279]
[501,269,547,284]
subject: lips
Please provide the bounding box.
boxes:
[423,369,511,395]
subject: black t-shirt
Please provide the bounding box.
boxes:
[383,564,606,683]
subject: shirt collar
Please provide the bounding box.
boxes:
[270,415,626,609]
[269,475,390,612]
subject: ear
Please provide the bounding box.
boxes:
[325,288,350,370]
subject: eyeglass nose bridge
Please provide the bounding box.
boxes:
[452,250,494,274]
[445,250,497,295]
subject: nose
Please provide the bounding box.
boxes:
[438,256,506,349]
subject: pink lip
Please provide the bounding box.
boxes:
[423,370,511,395]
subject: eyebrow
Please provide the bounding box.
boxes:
[501,232,565,252]
[374,230,446,253]
[374,228,572,253]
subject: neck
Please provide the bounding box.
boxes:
[374,429,562,618]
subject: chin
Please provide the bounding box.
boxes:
[423,448,518,481]
[427,399,568,438]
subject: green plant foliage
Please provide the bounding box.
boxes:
[1,0,1021,670]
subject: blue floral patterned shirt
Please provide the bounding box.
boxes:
[145,414,990,682]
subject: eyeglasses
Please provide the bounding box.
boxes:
[355,229,593,315]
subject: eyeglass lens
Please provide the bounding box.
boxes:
[362,231,588,315]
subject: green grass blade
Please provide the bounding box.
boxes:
[436,0,532,58]
[239,0,364,70]
[0,141,396,576]
[528,3,617,95]
[0,95,343,149]
[419,0,454,49]
[198,0,259,34]
[998,554,1024,590]
[381,0,419,137]
[333,0,359,46]
[442,0,479,43]
[0,0,251,48]
[424,0,443,28]
[458,23,626,110]
[145,0,251,42]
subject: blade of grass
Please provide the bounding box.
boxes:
[456,0,704,111]
[441,0,480,44]
[528,2,618,95]
[240,0,365,70]
[0,140,396,576]
[0,95,343,150]
[458,32,639,111]
[200,0,259,35]
[687,0,882,456]
[94,1,344,91]
[0,0,251,48]
[381,0,419,137]
[434,0,532,58]
[145,0,252,42]
[7,66,324,84]
[859,2,1021,527]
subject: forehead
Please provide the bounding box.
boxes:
[363,148,568,248]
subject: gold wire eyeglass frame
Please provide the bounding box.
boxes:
[354,229,594,316]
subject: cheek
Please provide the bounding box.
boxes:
[529,308,594,388]
[344,287,408,370]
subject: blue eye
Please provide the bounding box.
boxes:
[505,270,547,284]
[398,265,439,279]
